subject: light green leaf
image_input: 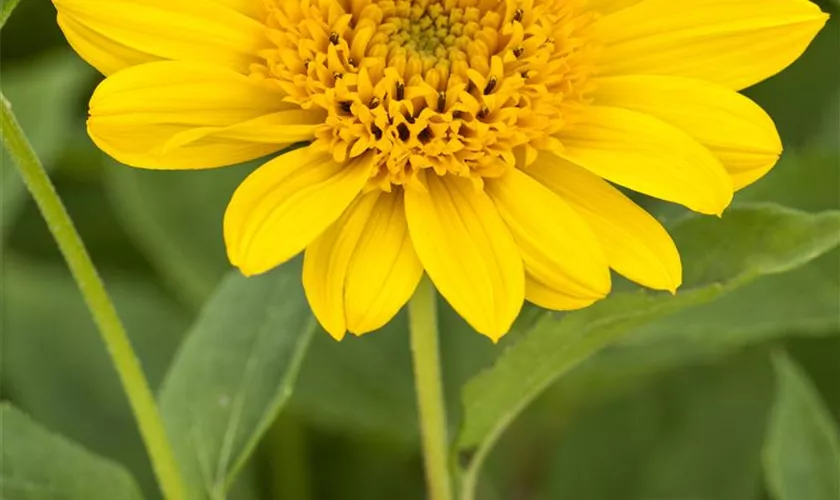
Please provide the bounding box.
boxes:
[157,260,316,500]
[1,50,94,236]
[457,204,840,497]
[0,404,145,500]
[0,0,21,28]
[508,145,840,461]
[541,248,839,422]
[763,351,840,500]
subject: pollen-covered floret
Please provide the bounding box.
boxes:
[254,0,596,191]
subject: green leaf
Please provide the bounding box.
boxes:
[539,248,840,423]
[456,204,840,497]
[157,260,316,500]
[290,299,506,445]
[535,350,774,500]
[0,403,145,500]
[763,351,840,500]
[1,254,190,498]
[0,50,94,236]
[291,312,418,443]
[786,336,840,423]
[105,162,250,308]
[0,0,21,28]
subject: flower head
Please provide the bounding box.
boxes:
[55,0,827,341]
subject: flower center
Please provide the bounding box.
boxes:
[257,0,597,191]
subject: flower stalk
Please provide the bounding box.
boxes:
[408,276,454,500]
[0,94,185,500]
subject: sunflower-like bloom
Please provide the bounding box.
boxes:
[54,0,827,341]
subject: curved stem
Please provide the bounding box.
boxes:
[408,277,453,500]
[1,94,185,500]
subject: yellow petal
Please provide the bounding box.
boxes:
[303,191,422,339]
[486,169,611,305]
[303,194,379,340]
[87,61,321,169]
[594,75,782,190]
[210,0,264,20]
[525,276,603,311]
[224,147,374,277]
[53,0,268,75]
[405,174,524,341]
[344,192,423,335]
[527,154,682,292]
[587,0,645,15]
[555,105,733,215]
[57,13,155,75]
[594,0,828,90]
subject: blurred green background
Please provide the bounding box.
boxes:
[1,1,839,500]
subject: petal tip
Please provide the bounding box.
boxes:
[325,327,347,341]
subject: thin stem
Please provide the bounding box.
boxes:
[0,94,185,500]
[408,277,453,500]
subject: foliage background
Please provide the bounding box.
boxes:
[1,1,839,499]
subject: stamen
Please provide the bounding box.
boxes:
[259,0,597,190]
[484,77,497,95]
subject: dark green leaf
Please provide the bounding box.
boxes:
[158,260,316,499]
[786,336,840,423]
[0,404,145,500]
[105,162,250,308]
[291,313,418,443]
[534,350,774,500]
[291,298,506,445]
[457,204,840,496]
[763,351,840,500]
[0,255,190,498]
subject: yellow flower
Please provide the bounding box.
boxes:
[54,0,827,341]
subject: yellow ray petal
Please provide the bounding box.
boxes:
[53,0,268,75]
[486,169,611,305]
[587,0,645,15]
[594,0,828,90]
[405,174,524,341]
[57,13,156,75]
[303,194,379,340]
[303,191,422,340]
[527,154,682,292]
[344,192,423,335]
[210,0,264,20]
[224,147,374,277]
[87,61,321,169]
[594,75,782,190]
[525,276,604,311]
[555,105,733,215]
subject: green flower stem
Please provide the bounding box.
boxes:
[408,276,454,500]
[0,94,185,500]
